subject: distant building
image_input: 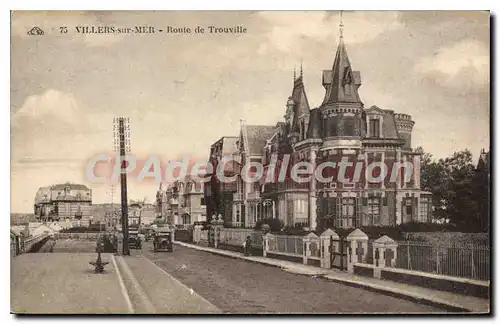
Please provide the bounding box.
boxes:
[129,202,156,226]
[91,203,121,227]
[156,177,207,227]
[10,213,37,225]
[204,136,242,226]
[34,183,92,224]
[31,224,56,237]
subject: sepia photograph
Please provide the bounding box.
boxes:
[10,10,490,315]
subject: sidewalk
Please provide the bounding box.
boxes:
[11,253,130,314]
[174,241,490,313]
[116,254,221,314]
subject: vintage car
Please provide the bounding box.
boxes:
[153,227,173,252]
[128,229,142,249]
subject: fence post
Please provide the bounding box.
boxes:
[372,235,397,279]
[471,249,476,279]
[320,229,338,268]
[302,233,318,265]
[193,224,202,244]
[346,229,368,273]
[263,233,270,258]
[436,248,440,274]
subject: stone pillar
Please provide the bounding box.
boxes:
[309,148,318,231]
[193,224,203,244]
[381,151,386,189]
[396,150,402,190]
[213,214,224,249]
[263,233,270,257]
[302,232,319,265]
[414,154,421,189]
[372,235,398,279]
[346,228,369,273]
[320,229,338,268]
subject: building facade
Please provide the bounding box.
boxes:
[207,35,432,231]
[204,137,241,226]
[156,177,207,227]
[128,202,156,226]
[34,183,92,223]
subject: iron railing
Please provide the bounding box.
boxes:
[268,235,303,256]
[394,241,490,281]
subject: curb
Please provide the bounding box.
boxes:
[174,241,290,270]
[318,275,471,313]
[110,254,134,314]
[115,255,156,313]
[174,241,485,313]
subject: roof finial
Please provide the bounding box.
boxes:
[339,10,344,40]
[300,58,303,78]
[293,66,296,81]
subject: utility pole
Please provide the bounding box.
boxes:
[114,117,131,256]
[109,184,116,229]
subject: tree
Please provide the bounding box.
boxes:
[417,147,486,232]
[254,218,283,233]
[415,147,448,221]
[441,150,478,229]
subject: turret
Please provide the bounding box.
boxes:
[320,37,364,148]
[285,96,295,126]
[395,113,415,150]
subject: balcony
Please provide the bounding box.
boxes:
[277,178,310,191]
[247,192,260,201]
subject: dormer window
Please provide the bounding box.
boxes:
[369,118,381,138]
[343,68,352,85]
[343,68,353,95]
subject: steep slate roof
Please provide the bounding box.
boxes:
[221,137,239,156]
[382,111,400,139]
[51,183,89,190]
[306,108,322,139]
[322,39,362,105]
[244,125,277,155]
[290,76,311,133]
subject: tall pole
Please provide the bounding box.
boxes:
[114,117,131,256]
[110,184,115,228]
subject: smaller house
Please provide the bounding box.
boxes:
[48,222,63,232]
[31,224,56,237]
[28,222,43,237]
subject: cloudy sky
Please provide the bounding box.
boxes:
[11,11,489,212]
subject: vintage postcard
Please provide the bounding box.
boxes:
[10,10,490,315]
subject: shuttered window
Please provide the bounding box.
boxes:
[368,197,381,225]
[369,119,380,137]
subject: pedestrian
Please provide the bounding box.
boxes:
[244,235,252,256]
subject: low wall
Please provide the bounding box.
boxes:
[217,242,263,256]
[266,252,303,264]
[26,236,51,253]
[175,229,193,243]
[54,233,100,240]
[353,264,489,299]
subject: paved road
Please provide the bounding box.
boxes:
[134,242,446,314]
